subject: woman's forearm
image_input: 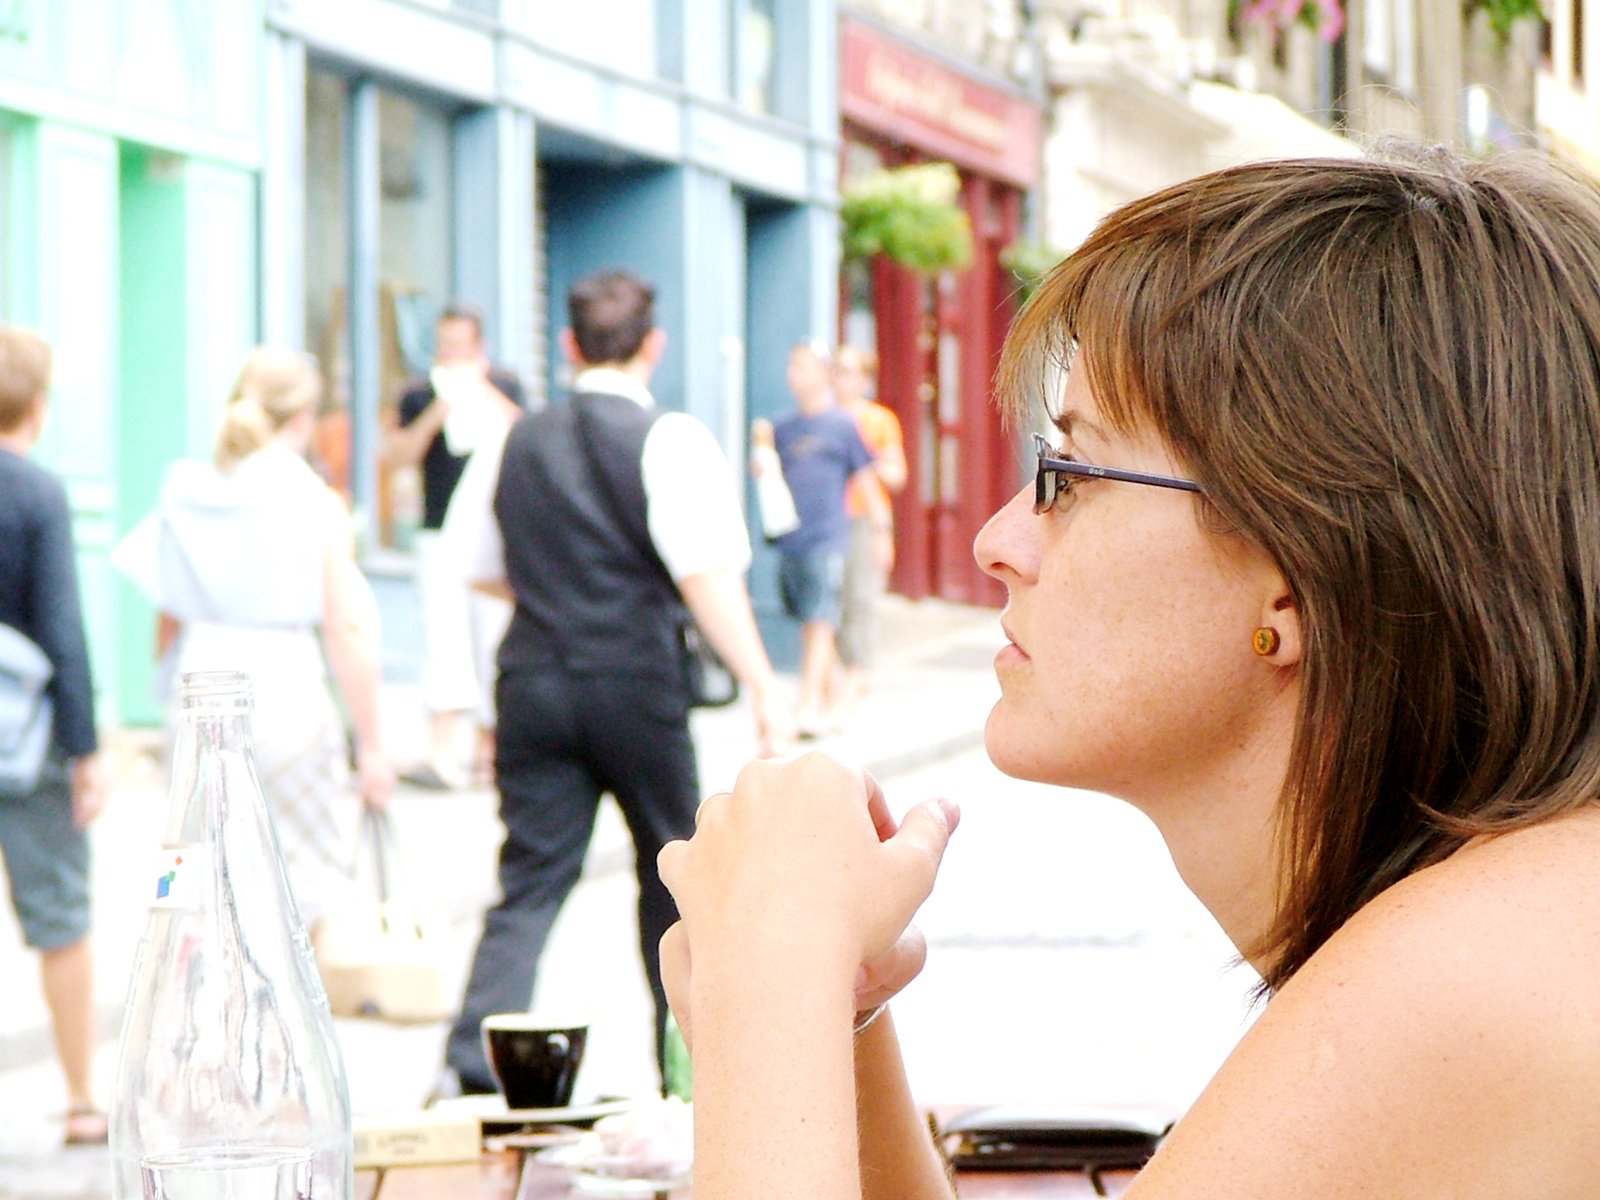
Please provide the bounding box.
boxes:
[324,606,382,752]
[691,955,862,1199]
[320,511,385,754]
[856,1011,958,1200]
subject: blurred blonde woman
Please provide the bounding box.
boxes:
[116,348,393,930]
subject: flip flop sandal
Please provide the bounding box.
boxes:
[63,1107,108,1146]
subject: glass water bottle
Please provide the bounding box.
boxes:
[110,671,352,1200]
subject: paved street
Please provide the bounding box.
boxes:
[0,596,1257,1198]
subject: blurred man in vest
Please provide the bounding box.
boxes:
[437,271,787,1094]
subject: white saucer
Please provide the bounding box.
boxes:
[431,1094,637,1125]
[534,1140,692,1196]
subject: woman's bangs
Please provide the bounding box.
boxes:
[992,219,1196,444]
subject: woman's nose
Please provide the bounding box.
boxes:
[973,483,1038,584]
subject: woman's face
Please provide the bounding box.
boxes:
[974,362,1290,805]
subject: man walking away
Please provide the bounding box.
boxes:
[437,270,787,1095]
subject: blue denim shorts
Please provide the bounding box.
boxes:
[0,755,91,950]
[778,546,846,627]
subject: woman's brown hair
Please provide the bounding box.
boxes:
[998,150,1600,991]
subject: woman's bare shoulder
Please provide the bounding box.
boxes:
[1363,803,1600,971]
[1127,806,1600,1199]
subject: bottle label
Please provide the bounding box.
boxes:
[150,845,207,911]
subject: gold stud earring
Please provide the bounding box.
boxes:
[1252,627,1280,657]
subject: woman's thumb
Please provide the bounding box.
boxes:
[888,797,960,877]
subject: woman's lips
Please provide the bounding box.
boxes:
[996,622,1028,667]
[995,642,1028,669]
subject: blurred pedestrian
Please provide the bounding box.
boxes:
[832,344,906,718]
[435,269,786,1096]
[753,340,886,738]
[0,326,107,1145]
[114,348,393,933]
[386,304,523,790]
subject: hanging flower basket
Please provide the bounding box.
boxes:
[840,162,975,275]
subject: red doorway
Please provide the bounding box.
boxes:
[861,171,1023,606]
[838,14,1041,607]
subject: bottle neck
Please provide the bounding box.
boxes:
[166,671,258,845]
[175,670,254,757]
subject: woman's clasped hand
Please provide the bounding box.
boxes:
[656,754,959,1051]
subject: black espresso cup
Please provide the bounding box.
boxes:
[480,1014,589,1110]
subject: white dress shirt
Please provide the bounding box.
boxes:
[444,367,752,588]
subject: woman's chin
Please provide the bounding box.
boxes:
[983,710,1046,782]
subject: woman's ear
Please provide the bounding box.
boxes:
[1257,590,1302,667]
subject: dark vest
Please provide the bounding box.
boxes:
[494,390,688,679]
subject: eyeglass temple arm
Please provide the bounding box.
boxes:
[1034,438,1201,493]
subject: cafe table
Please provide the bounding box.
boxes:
[358,1146,1138,1199]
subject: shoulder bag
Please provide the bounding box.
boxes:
[0,623,54,797]
[315,808,452,1023]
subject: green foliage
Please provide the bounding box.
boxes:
[1466,0,1544,38]
[840,162,975,275]
[998,239,1066,302]
[1231,0,1542,43]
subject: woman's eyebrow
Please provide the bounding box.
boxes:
[1055,410,1108,451]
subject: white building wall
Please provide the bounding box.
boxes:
[1538,0,1600,171]
[1040,9,1356,258]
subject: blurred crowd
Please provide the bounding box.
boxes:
[0,264,909,1141]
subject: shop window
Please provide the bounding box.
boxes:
[375,90,457,549]
[732,0,777,113]
[1362,0,1418,96]
[378,90,454,384]
[303,67,462,549]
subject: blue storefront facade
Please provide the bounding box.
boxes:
[2,0,838,725]
[268,0,839,675]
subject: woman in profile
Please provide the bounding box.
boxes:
[117,348,392,930]
[657,150,1600,1196]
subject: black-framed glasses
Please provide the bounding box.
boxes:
[1032,433,1201,514]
